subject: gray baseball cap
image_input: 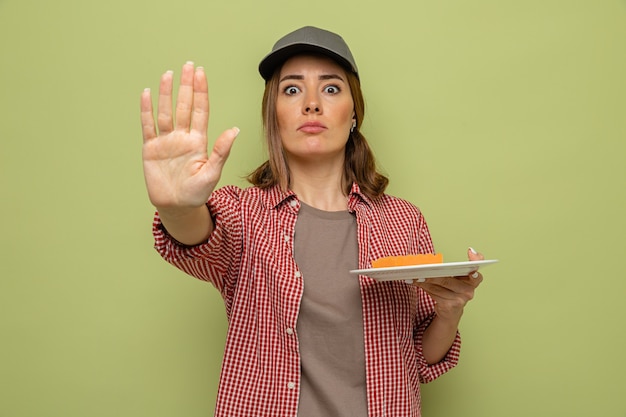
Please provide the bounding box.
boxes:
[258,26,359,81]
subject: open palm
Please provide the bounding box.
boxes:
[140,62,238,211]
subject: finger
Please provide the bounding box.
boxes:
[458,271,483,286]
[175,61,196,132]
[157,70,174,134]
[419,277,477,301]
[191,66,209,135]
[140,88,157,141]
[419,282,468,302]
[468,247,485,261]
[418,276,464,292]
[421,275,480,292]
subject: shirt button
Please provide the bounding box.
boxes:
[289,200,298,207]
[287,382,296,390]
[285,327,294,335]
[284,234,290,242]
[294,271,302,278]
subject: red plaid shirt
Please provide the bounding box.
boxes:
[153,183,460,417]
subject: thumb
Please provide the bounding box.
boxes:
[209,127,239,168]
[468,247,485,261]
[201,127,239,190]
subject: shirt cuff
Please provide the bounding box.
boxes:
[152,209,220,263]
[414,313,462,383]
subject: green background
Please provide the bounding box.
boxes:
[1,0,625,416]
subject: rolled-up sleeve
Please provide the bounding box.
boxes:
[152,186,244,296]
[413,289,461,383]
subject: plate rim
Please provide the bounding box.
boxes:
[349,259,499,276]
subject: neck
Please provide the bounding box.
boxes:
[288,158,347,211]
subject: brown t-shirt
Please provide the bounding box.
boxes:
[294,202,368,417]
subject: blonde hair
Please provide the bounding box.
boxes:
[247,61,388,199]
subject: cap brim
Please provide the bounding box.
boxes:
[258,43,357,81]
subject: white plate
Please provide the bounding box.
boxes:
[350,260,498,282]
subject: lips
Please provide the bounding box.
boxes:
[298,121,327,134]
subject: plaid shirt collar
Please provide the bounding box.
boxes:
[262,182,374,212]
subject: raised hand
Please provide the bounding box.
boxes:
[140,61,239,213]
[140,62,239,245]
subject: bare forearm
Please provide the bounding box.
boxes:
[421,312,462,365]
[158,205,214,246]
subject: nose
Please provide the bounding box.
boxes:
[303,91,321,114]
[305,105,320,113]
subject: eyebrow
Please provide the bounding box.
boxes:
[279,74,345,83]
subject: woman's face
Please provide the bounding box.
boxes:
[276,54,355,164]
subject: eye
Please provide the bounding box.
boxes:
[323,85,341,94]
[283,85,301,95]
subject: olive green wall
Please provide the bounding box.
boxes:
[1,0,624,416]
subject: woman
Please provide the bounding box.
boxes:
[140,26,484,417]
